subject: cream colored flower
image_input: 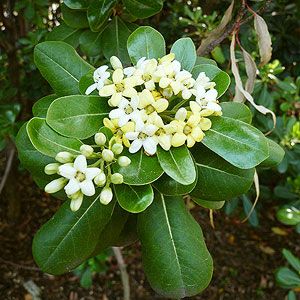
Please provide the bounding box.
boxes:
[138,89,169,115]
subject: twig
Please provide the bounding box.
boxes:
[0,147,15,196]
[0,257,41,271]
[112,247,130,300]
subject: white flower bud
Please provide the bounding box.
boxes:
[95,132,107,146]
[94,173,106,187]
[100,187,113,205]
[111,173,123,184]
[55,152,74,163]
[44,163,60,175]
[80,144,94,157]
[111,143,123,155]
[102,149,114,162]
[69,191,83,212]
[110,56,122,70]
[117,156,131,167]
[44,178,67,194]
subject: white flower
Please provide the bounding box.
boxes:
[110,55,136,77]
[194,72,216,89]
[85,65,110,95]
[100,187,113,205]
[117,156,131,167]
[170,70,195,99]
[59,155,101,197]
[126,124,158,155]
[134,57,158,90]
[138,89,169,114]
[109,96,143,127]
[45,177,67,194]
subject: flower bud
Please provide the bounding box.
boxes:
[100,187,113,205]
[95,132,107,146]
[55,152,74,163]
[110,56,122,70]
[44,178,67,194]
[102,149,114,162]
[69,191,83,212]
[94,173,106,187]
[117,156,131,167]
[111,143,123,155]
[80,144,94,157]
[44,163,60,175]
[111,173,123,184]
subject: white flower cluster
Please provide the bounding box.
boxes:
[44,133,131,211]
[86,54,222,155]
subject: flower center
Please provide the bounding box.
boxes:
[156,128,165,136]
[124,104,134,115]
[145,105,155,114]
[115,83,125,92]
[183,125,192,135]
[142,74,152,81]
[138,132,147,140]
[75,171,86,182]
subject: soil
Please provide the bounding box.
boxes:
[1,166,299,300]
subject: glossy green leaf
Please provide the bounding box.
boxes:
[157,146,196,185]
[34,41,93,96]
[114,184,154,213]
[260,138,285,168]
[193,199,225,210]
[61,4,89,29]
[46,22,83,48]
[192,64,230,98]
[275,267,300,288]
[138,193,213,298]
[170,38,196,72]
[46,95,110,139]
[87,0,116,32]
[32,197,114,275]
[27,117,82,157]
[220,102,252,124]
[127,26,166,64]
[202,116,269,169]
[114,215,137,247]
[123,0,163,18]
[64,0,89,9]
[288,291,297,300]
[283,249,300,273]
[113,149,163,185]
[79,69,96,95]
[195,56,217,66]
[190,145,254,201]
[152,171,197,196]
[79,30,103,57]
[101,16,133,64]
[32,94,57,118]
[277,206,300,226]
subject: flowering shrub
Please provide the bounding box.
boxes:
[16,25,284,298]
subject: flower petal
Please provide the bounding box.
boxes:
[74,155,87,172]
[85,83,97,95]
[99,84,116,97]
[85,168,101,180]
[109,108,124,119]
[112,68,124,84]
[126,132,139,140]
[129,139,143,153]
[80,180,95,196]
[58,164,76,179]
[143,137,157,155]
[70,194,83,212]
[64,178,80,195]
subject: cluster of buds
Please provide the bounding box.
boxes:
[44,132,131,211]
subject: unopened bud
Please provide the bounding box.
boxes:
[55,152,74,163]
[111,173,123,184]
[117,156,131,167]
[102,149,114,162]
[100,187,113,205]
[94,173,106,187]
[69,191,83,212]
[110,56,122,70]
[112,143,123,155]
[44,163,60,175]
[44,178,67,194]
[80,144,94,157]
[95,132,107,146]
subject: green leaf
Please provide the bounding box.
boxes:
[64,0,89,9]
[192,64,230,98]
[277,206,300,226]
[27,117,82,157]
[170,38,196,72]
[288,291,297,300]
[138,193,213,298]
[190,145,254,201]
[34,41,93,96]
[220,102,252,124]
[202,116,269,169]
[259,138,285,168]
[32,94,57,118]
[80,268,93,288]
[32,197,114,275]
[242,195,259,227]
[101,16,133,65]
[46,95,110,139]
[46,22,83,48]
[152,172,197,196]
[79,30,103,57]
[79,69,96,95]
[157,146,196,185]
[114,215,137,247]
[61,4,89,29]
[193,199,225,210]
[275,267,300,288]
[114,184,154,213]
[87,0,116,32]
[123,0,163,18]
[282,249,300,273]
[127,26,166,64]
[195,56,217,66]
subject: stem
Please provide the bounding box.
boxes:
[112,247,130,300]
[172,98,190,111]
[0,147,15,196]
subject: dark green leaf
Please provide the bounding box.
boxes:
[123,0,163,19]
[64,0,89,9]
[275,267,300,288]
[193,199,225,210]
[80,268,93,288]
[195,56,217,66]
[138,193,213,298]
[259,138,285,168]
[32,94,57,118]
[220,102,252,124]
[61,4,89,29]
[282,249,300,273]
[46,95,110,139]
[79,69,96,95]
[79,30,103,57]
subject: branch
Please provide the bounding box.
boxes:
[0,147,15,196]
[112,247,130,300]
